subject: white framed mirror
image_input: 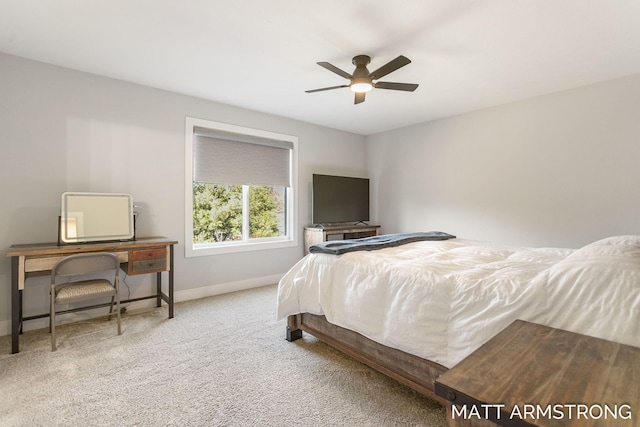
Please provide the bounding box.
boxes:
[60,192,135,244]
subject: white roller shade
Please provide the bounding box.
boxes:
[193,126,293,186]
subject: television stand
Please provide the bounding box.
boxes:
[303,224,380,255]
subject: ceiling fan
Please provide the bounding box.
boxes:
[305,55,419,104]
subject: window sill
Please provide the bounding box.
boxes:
[186,238,297,257]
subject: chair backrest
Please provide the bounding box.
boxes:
[52,252,120,280]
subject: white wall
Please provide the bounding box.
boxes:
[5,50,638,336]
[367,73,640,248]
[0,53,366,334]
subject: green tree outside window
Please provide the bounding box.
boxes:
[193,183,285,244]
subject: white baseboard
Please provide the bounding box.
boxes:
[175,273,283,302]
[0,274,284,338]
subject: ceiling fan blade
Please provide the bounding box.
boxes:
[317,62,352,80]
[374,81,419,91]
[354,92,366,104]
[368,55,411,80]
[305,85,349,93]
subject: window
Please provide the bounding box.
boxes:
[185,117,297,257]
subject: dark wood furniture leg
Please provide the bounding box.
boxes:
[154,245,174,318]
[11,256,20,354]
[156,272,162,308]
[168,244,174,318]
[286,314,303,341]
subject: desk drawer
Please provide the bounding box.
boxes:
[25,251,129,273]
[128,248,167,275]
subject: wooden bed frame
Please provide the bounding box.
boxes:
[286,313,449,405]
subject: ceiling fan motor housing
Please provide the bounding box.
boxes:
[351,55,372,90]
[352,55,371,79]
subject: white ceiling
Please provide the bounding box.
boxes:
[1,1,639,135]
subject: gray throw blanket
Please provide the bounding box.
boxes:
[309,231,456,255]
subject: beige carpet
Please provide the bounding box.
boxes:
[0,285,446,426]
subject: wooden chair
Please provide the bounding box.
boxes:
[50,252,121,351]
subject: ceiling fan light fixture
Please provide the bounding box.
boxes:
[307,55,417,103]
[350,81,373,93]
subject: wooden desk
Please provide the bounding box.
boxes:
[6,237,178,354]
[435,320,638,427]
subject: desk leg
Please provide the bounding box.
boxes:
[155,271,174,318]
[168,245,174,319]
[11,256,20,354]
[156,245,174,319]
[156,272,162,308]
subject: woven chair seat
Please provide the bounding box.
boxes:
[55,279,116,305]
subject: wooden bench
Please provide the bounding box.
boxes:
[435,320,639,426]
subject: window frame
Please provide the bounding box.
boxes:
[185,117,298,257]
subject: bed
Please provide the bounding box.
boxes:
[277,234,640,403]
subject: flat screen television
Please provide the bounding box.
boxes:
[312,174,370,225]
[59,192,135,244]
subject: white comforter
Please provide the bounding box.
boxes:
[277,235,640,368]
